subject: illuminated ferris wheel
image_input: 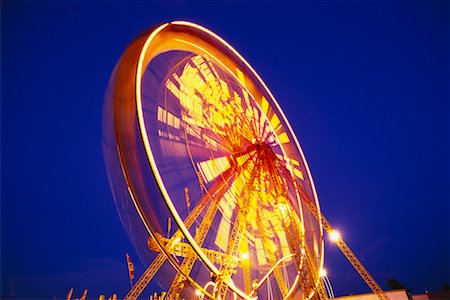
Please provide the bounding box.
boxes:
[103,21,387,300]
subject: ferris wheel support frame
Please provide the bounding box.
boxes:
[293,182,388,300]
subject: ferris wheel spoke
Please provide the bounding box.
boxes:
[166,172,239,298]
[192,137,262,190]
[213,156,263,299]
[273,192,328,300]
[162,154,259,298]
[196,155,233,185]
[165,55,236,131]
[167,54,265,155]
[254,208,290,298]
[215,204,250,299]
[124,167,237,300]
[214,164,254,251]
[233,115,259,145]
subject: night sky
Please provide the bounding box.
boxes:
[1,1,448,299]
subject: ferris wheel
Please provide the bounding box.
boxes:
[103,21,387,300]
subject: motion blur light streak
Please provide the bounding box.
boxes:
[103,21,389,300]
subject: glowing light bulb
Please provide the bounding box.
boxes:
[195,289,202,296]
[319,268,327,277]
[329,230,341,242]
[241,252,249,260]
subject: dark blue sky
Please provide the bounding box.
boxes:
[1,1,448,299]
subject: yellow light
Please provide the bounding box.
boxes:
[329,230,341,242]
[241,252,249,260]
[279,203,288,216]
[278,132,290,144]
[319,268,327,277]
[195,289,202,296]
[236,68,246,86]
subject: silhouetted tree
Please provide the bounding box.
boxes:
[386,278,406,290]
[443,283,450,291]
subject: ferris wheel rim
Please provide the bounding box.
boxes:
[134,21,323,299]
[135,22,253,300]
